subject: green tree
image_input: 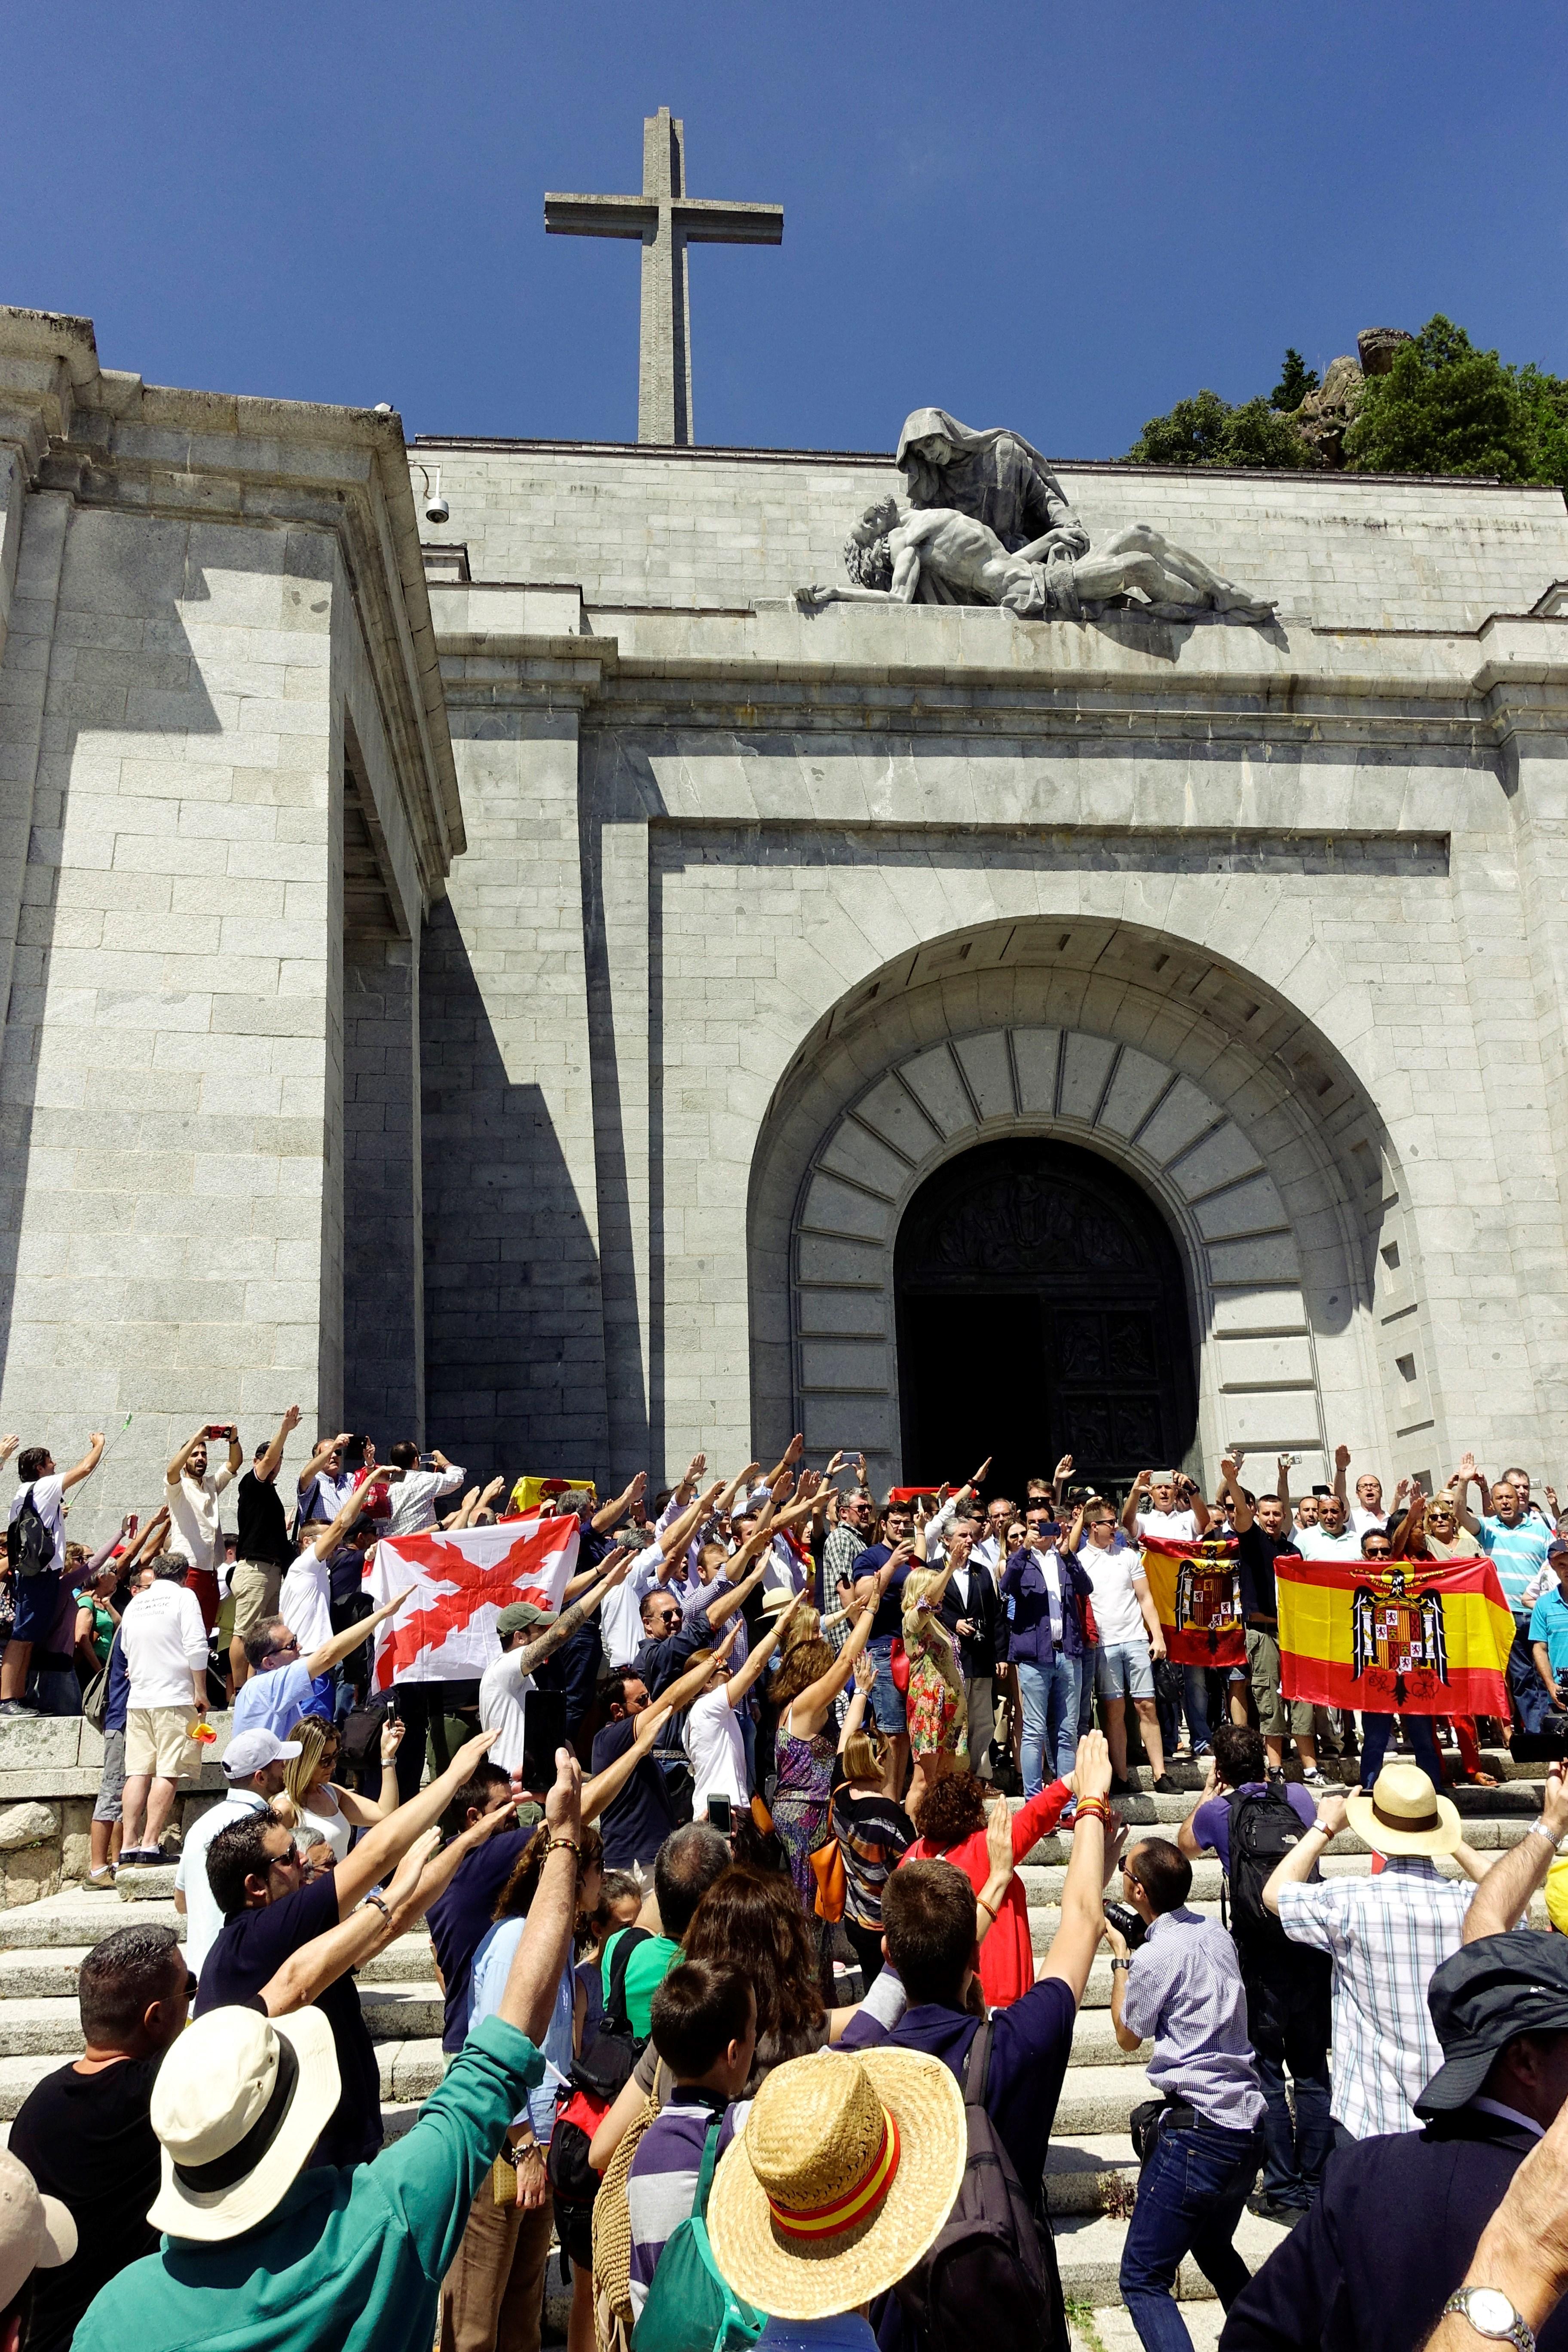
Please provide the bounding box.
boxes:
[1127,388,1308,469]
[1344,314,1538,481]
[1517,363,1568,498]
[1271,348,1319,411]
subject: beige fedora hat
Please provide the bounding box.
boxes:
[1344,1759,1461,1858]
[706,2047,966,2320]
[0,2150,75,2307]
[147,2003,340,2242]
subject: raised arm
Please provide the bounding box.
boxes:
[1038,1730,1112,2001]
[332,1728,500,1914]
[791,1556,899,1731]
[592,1470,646,1537]
[494,1750,582,2044]
[1391,1485,1425,1559]
[255,1405,301,1488]
[655,1480,725,1576]
[760,1432,805,1491]
[61,1431,105,1495]
[513,1551,634,1675]
[1264,1792,1345,1914]
[302,1582,415,1681]
[258,1827,441,2013]
[1121,1470,1149,1534]
[836,1655,873,1754]
[165,1425,208,1487]
[725,1593,802,1709]
[698,1555,770,1632]
[297,1431,351,1501]
[1220,1457,1253,1536]
[1332,1442,1351,1510]
[1184,1476,1212,1537]
[714,1461,761,1518]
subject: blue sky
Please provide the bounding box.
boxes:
[3,3,1565,458]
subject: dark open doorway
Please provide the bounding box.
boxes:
[895,1137,1197,1507]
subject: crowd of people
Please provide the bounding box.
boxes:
[6,1415,1568,2352]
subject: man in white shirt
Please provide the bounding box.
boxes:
[174,1728,300,1972]
[278,1480,380,1655]
[478,1559,632,1780]
[381,1442,466,1537]
[118,1557,212,1863]
[601,1482,723,1668]
[2,1431,104,1716]
[1295,1490,1362,1562]
[1125,1468,1210,1543]
[165,1424,242,1634]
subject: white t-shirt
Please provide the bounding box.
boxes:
[120,1579,210,1708]
[602,1544,664,1668]
[1135,1507,1201,1544]
[479,1648,532,1776]
[1035,1549,1065,1645]
[1079,1543,1148,1646]
[279,1547,333,1653]
[383,1464,466,1538]
[8,1476,66,1557]
[178,1786,269,1976]
[164,1467,234,1575]
[1296,1525,1362,1562]
[299,1793,352,1863]
[684,1683,747,1815]
[1349,1506,1387,1538]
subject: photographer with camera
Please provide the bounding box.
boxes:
[1105,1836,1265,2351]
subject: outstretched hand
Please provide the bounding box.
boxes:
[1073,1729,1113,1804]
[544,1746,582,1841]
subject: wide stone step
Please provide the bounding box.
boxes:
[1075,2304,1225,2352]
[1054,2205,1294,2304]
[375,2036,448,2103]
[1053,2065,1162,2137]
[0,1931,433,1999]
[1020,1809,1535,1867]
[1044,2132,1141,2217]
[1020,1834,1527,1905]
[0,1890,152,1948]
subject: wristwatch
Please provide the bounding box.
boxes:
[1110,1957,1133,1972]
[1442,2288,1537,2351]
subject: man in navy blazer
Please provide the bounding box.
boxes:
[1219,1929,1568,2352]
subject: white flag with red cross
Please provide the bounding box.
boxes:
[364,1513,580,1688]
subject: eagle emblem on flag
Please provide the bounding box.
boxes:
[1173,1551,1243,1653]
[1351,1568,1449,1705]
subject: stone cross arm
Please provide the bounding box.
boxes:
[544,193,784,245]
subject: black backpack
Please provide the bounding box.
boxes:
[6,1488,56,1580]
[893,2020,1065,2352]
[546,1924,652,2266]
[1223,1786,1319,1958]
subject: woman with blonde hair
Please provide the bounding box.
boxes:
[273,1713,404,1860]
[901,1537,970,1817]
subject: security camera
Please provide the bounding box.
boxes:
[414,463,448,530]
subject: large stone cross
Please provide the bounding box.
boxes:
[545,108,783,446]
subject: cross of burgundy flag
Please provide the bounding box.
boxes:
[364,1514,580,1688]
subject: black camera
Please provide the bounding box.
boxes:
[1103,1899,1148,1952]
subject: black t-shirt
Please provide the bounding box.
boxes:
[236,1469,294,1569]
[194,1873,380,2166]
[591,1715,674,1869]
[853,1544,910,1638]
[427,1828,530,2051]
[1236,1524,1296,1622]
[9,2057,161,2352]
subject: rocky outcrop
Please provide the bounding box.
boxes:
[1357,327,1414,377]
[1295,353,1365,467]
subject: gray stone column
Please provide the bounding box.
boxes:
[343,933,424,1439]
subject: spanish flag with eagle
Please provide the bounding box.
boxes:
[1139,1535,1248,1669]
[1276,1553,1513,1716]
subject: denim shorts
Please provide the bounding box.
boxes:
[865,1636,908,1735]
[1095,1639,1155,1702]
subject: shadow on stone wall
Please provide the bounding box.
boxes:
[419,901,609,1473]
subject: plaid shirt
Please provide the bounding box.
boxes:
[820,1522,865,1658]
[1277,1854,1475,2138]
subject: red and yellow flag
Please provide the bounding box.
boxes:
[1277,1553,1513,1717]
[1140,1537,1246,1669]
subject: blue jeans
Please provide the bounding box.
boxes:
[1358,1709,1442,1788]
[1045,1652,1084,1784]
[864,1636,908,1736]
[1120,2113,1264,2352]
[1254,2012,1333,2205]
[1156,1666,1213,1757]
[1014,1662,1048,1799]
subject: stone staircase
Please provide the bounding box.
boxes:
[0,1744,1547,2346]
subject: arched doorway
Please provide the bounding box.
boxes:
[894,1137,1198,1504]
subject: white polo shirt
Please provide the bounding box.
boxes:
[164,1467,234,1576]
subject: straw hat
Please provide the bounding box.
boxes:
[1344,1760,1461,1858]
[147,2004,340,2242]
[0,2151,74,2308]
[706,2047,966,2319]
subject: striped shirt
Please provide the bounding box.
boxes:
[1277,1853,1476,2138]
[626,2089,749,2314]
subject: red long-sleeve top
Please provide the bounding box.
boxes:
[899,1779,1072,2007]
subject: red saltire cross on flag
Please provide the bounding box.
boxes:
[364,1514,580,1690]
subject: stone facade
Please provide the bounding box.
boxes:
[5,295,1568,1510]
[0,308,458,1519]
[418,436,1568,1498]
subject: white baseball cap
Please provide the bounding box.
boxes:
[147,2006,340,2242]
[220,1730,303,1781]
[0,2152,75,2308]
